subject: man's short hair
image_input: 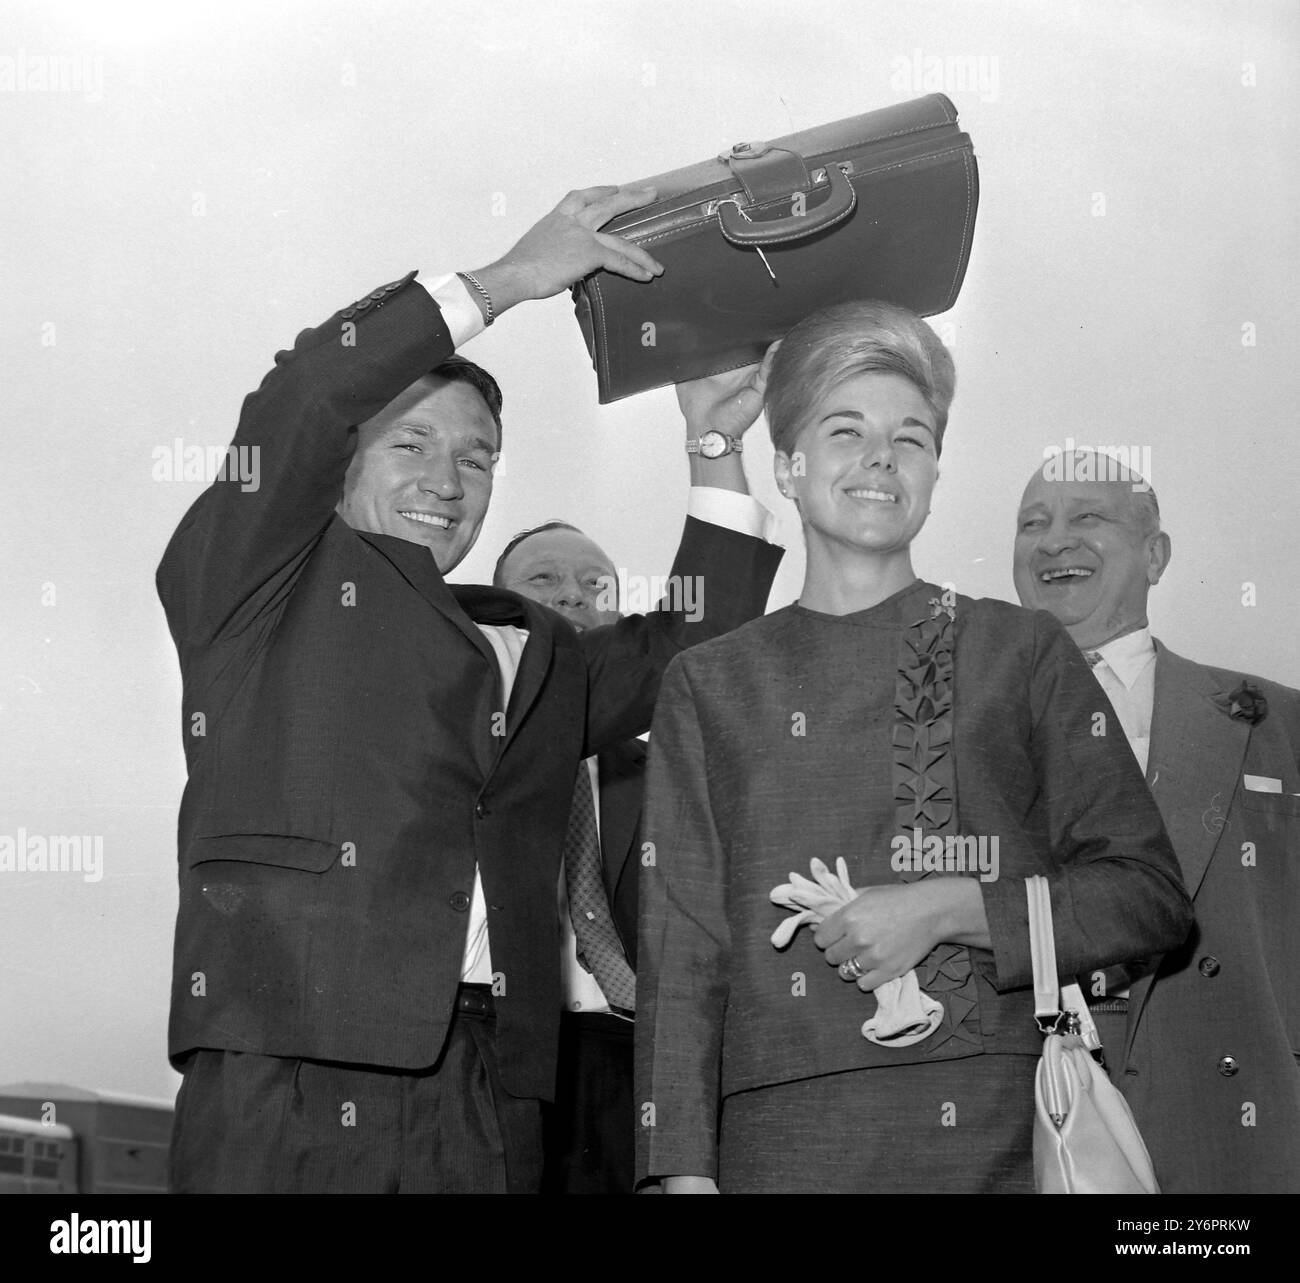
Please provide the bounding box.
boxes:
[433,355,503,445]
[493,520,584,587]
[1133,487,1161,538]
[764,299,955,458]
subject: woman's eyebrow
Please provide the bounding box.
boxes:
[818,410,935,433]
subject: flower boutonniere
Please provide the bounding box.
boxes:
[1214,680,1268,727]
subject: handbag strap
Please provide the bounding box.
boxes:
[1025,876,1102,1049]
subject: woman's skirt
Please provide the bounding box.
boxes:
[718,1053,1038,1194]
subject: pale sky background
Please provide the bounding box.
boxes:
[1,0,1296,1100]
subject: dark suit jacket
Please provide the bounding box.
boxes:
[1113,642,1300,1193]
[156,272,782,1101]
[598,740,647,972]
[635,592,1193,1180]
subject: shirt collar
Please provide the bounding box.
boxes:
[1092,626,1156,689]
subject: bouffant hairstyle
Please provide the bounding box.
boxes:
[764,300,955,458]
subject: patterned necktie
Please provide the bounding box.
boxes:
[1084,650,1103,667]
[562,763,636,1012]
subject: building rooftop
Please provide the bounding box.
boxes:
[0,1082,175,1111]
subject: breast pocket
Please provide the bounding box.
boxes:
[1238,788,1300,821]
[186,831,341,873]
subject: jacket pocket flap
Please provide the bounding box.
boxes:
[1239,787,1300,817]
[188,832,340,873]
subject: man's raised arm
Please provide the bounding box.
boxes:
[579,351,785,755]
[157,185,662,649]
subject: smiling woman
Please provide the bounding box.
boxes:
[634,299,1193,1195]
[767,301,952,614]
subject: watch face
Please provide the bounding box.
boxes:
[699,431,728,459]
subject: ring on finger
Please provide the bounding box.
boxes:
[838,956,865,981]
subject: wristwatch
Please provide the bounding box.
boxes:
[686,431,743,459]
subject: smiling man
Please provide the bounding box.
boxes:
[156,186,783,1194]
[1013,451,1300,1194]
[336,360,505,571]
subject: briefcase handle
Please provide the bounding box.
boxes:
[715,163,856,246]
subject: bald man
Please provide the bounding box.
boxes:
[1013,451,1300,1194]
[494,521,641,1194]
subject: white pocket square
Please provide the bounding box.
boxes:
[1243,774,1282,793]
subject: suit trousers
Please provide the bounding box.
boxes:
[169,987,543,1193]
[541,1011,635,1194]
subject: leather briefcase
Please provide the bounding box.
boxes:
[572,93,978,403]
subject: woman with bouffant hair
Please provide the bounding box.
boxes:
[634,300,1191,1194]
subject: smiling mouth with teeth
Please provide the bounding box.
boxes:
[1040,567,1094,582]
[399,511,453,529]
[845,488,898,503]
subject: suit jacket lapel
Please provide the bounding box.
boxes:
[496,597,554,756]
[357,531,499,669]
[1122,643,1249,1068]
[447,588,558,764]
[339,534,561,764]
[598,741,647,903]
[1147,640,1249,902]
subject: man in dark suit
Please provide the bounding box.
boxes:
[494,520,647,1195]
[493,359,778,1194]
[1014,450,1300,1193]
[157,186,783,1193]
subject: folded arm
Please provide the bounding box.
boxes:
[982,612,1194,989]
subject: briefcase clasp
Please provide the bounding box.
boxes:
[720,140,770,161]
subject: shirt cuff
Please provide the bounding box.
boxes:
[420,272,486,349]
[687,486,781,544]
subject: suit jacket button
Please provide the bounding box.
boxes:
[449,891,470,912]
[475,800,487,818]
[1217,1055,1238,1076]
[1198,955,1221,977]
[340,308,357,319]
[368,289,387,301]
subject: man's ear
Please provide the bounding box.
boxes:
[1148,531,1172,585]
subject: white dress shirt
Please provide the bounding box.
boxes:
[1087,626,1157,1001]
[425,265,779,982]
[1088,627,1157,776]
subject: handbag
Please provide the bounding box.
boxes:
[571,93,978,403]
[1026,875,1160,1194]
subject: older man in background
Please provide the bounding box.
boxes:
[1012,449,1300,1194]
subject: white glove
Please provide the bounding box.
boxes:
[770,856,943,1047]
